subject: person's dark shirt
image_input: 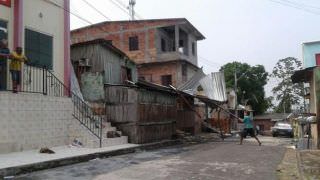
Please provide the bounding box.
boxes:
[0,48,10,61]
[0,47,10,62]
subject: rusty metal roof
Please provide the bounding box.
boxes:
[71,38,131,61]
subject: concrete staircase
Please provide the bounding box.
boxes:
[69,120,128,148]
[68,100,128,148]
[0,92,128,154]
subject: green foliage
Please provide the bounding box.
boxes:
[220,62,269,114]
[271,57,304,113]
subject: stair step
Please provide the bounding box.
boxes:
[102,136,128,146]
[86,136,128,148]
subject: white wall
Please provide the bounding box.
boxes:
[23,0,66,82]
[0,0,67,84]
[0,92,103,153]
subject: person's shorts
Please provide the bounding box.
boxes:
[10,70,21,83]
[242,128,256,137]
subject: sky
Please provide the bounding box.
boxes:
[70,0,320,96]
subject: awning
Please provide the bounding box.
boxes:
[291,67,315,83]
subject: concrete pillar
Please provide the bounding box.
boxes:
[144,28,149,62]
[13,0,23,48]
[175,25,179,52]
[119,25,124,50]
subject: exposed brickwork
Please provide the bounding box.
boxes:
[71,19,202,87]
[138,62,178,86]
[71,20,178,64]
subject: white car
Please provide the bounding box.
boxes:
[271,122,293,138]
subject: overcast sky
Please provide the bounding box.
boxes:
[70,0,320,96]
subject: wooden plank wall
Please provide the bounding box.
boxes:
[105,85,177,144]
[105,86,138,123]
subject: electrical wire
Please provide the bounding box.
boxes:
[113,0,144,19]
[45,0,220,74]
[109,0,132,17]
[79,0,112,21]
[267,0,320,15]
[45,0,93,25]
[280,0,320,10]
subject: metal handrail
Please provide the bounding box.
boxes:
[45,69,103,148]
[11,64,103,147]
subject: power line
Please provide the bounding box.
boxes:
[267,0,320,15]
[109,0,133,18]
[198,56,222,66]
[280,0,320,10]
[79,0,112,21]
[45,0,93,25]
[114,0,144,19]
[51,0,218,73]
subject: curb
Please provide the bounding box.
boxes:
[0,139,182,178]
[296,150,304,180]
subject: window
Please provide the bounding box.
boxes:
[25,29,53,69]
[0,20,8,43]
[161,75,172,86]
[129,36,139,51]
[182,64,187,76]
[161,38,166,52]
[192,42,196,56]
[179,40,184,47]
[140,74,152,82]
[121,66,132,84]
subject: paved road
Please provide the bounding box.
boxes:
[17,136,293,180]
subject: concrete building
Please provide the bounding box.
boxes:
[292,41,320,149]
[0,0,70,88]
[71,18,205,87]
[0,1,128,153]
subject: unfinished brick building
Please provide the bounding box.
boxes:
[71,18,205,87]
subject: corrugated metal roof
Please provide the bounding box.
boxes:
[71,38,132,62]
[199,72,227,102]
[177,68,205,94]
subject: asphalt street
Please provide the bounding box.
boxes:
[16,136,293,180]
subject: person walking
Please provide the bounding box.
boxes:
[239,111,262,146]
[10,47,27,93]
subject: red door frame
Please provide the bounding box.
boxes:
[0,0,11,7]
[316,54,320,66]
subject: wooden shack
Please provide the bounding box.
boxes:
[105,81,177,144]
[176,95,206,135]
[71,39,138,114]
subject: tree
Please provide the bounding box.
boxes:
[220,62,269,114]
[271,57,304,113]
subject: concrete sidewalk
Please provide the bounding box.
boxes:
[277,148,320,180]
[0,140,180,178]
[298,150,320,179]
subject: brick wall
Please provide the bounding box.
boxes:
[71,20,178,64]
[138,62,179,86]
[71,20,201,87]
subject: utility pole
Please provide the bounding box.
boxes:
[234,64,238,130]
[129,0,136,21]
